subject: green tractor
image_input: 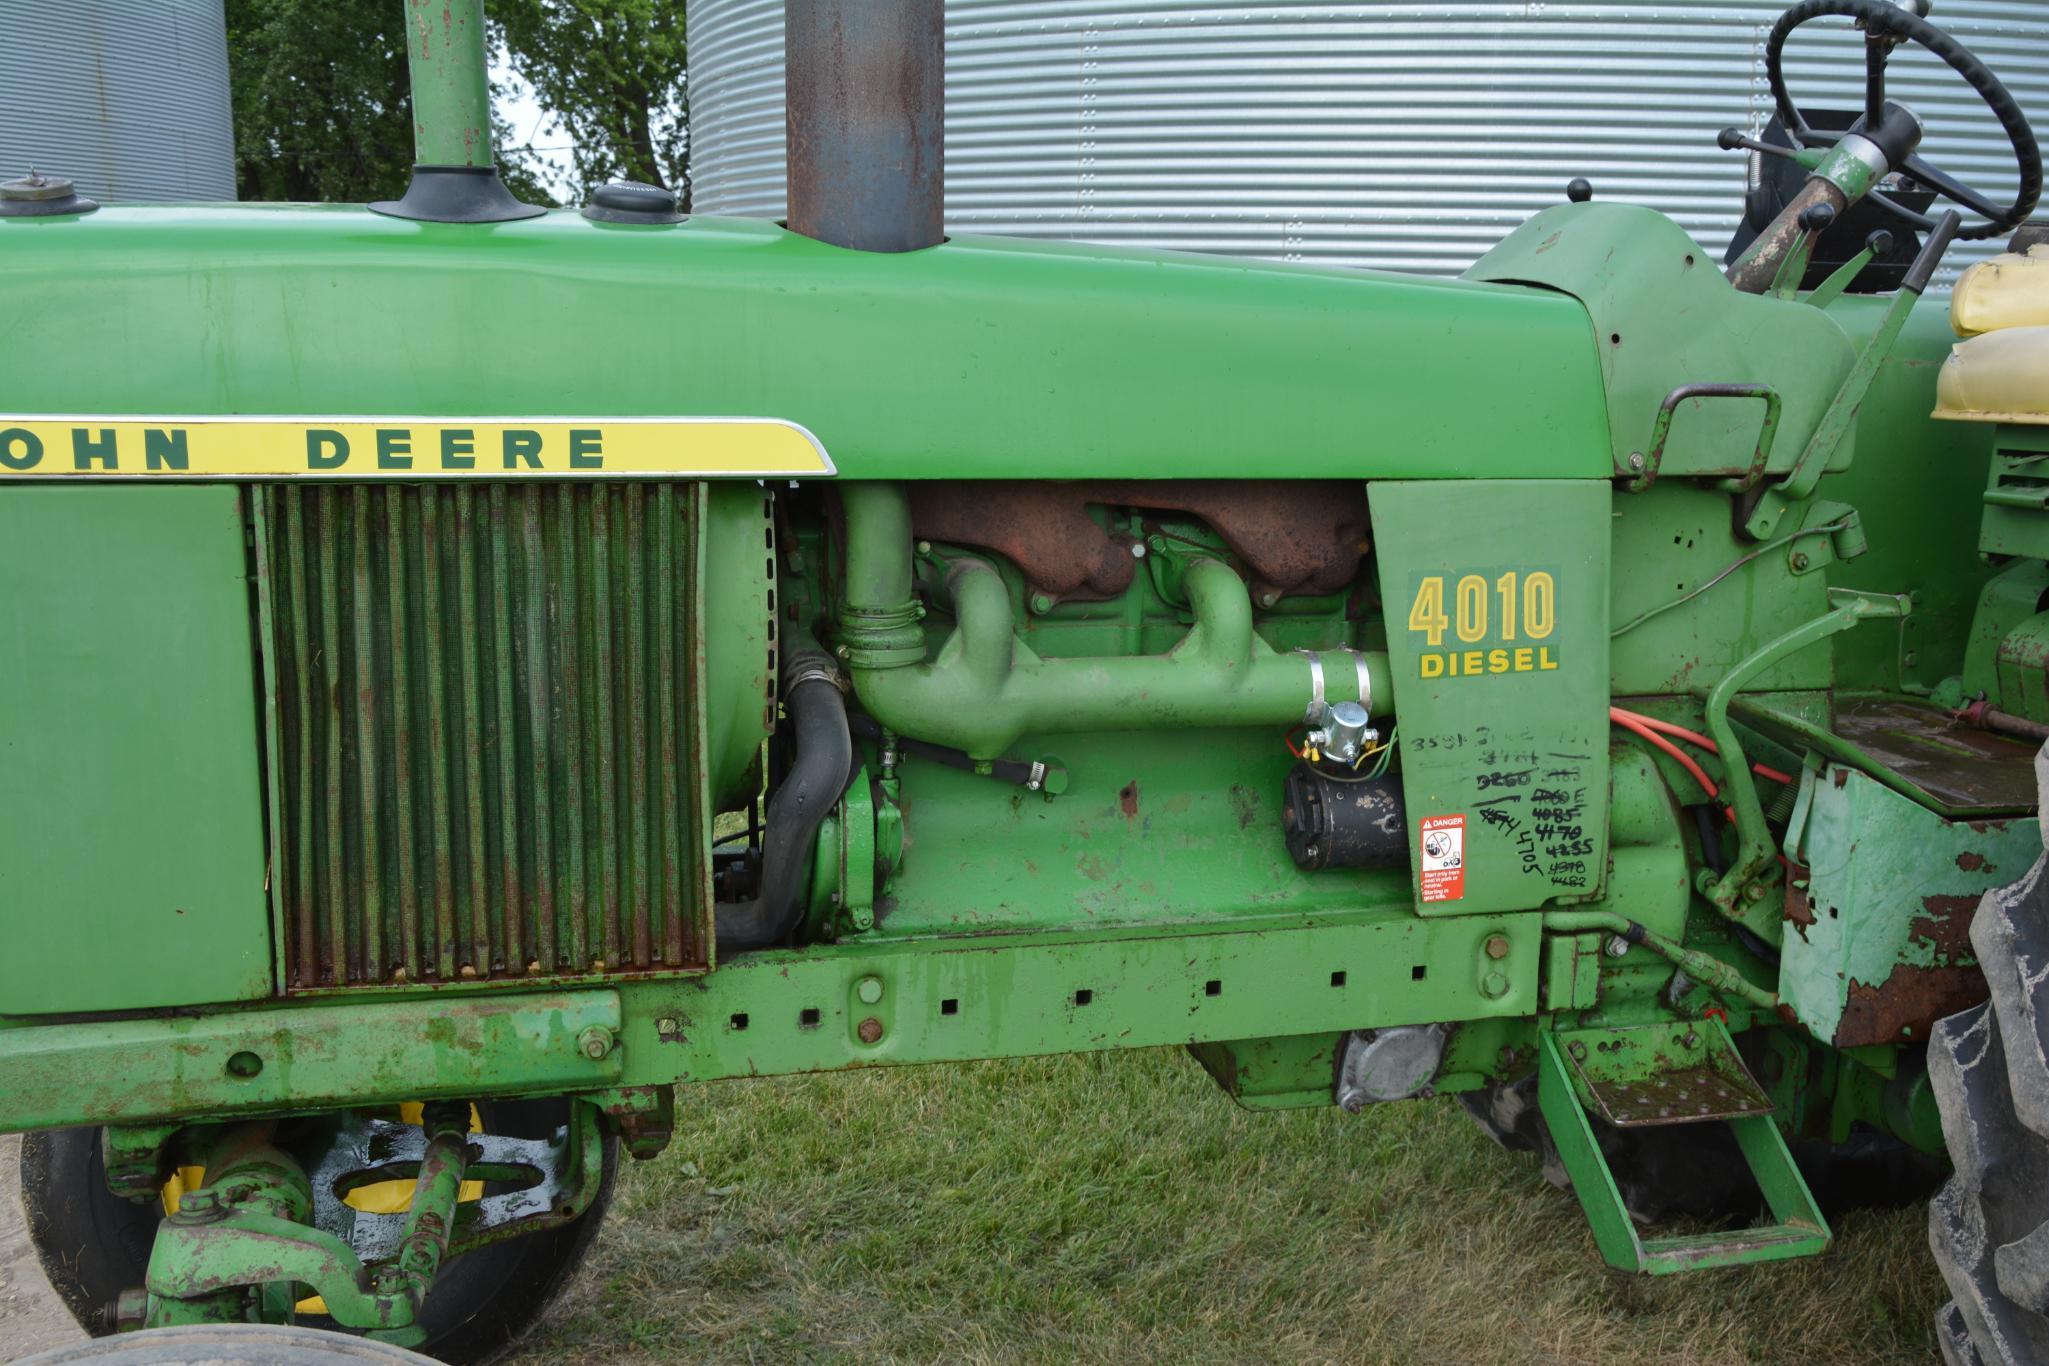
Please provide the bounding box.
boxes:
[4,0,2048,1358]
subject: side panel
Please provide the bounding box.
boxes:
[1373,480,1612,915]
[0,486,271,1012]
[1784,766,2041,1048]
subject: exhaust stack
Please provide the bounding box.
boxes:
[785,0,944,252]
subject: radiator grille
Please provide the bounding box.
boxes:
[258,483,712,990]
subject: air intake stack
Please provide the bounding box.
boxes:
[784,0,944,252]
[373,0,545,223]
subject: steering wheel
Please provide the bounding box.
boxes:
[1764,0,2040,239]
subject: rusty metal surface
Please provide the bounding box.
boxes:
[1584,1063,1775,1126]
[785,0,943,252]
[907,480,1369,603]
[908,482,1138,598]
[1837,891,1991,1048]
[260,484,713,989]
[1833,694,2042,810]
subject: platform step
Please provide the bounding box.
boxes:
[1537,1021,1831,1274]
[1556,1019,1774,1129]
[1635,1220,1831,1274]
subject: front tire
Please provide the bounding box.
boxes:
[19,1100,615,1365]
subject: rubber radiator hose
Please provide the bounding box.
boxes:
[714,652,854,951]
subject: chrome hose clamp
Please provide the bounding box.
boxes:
[1298,648,1372,724]
[1297,649,1328,724]
[1338,647,1373,720]
[785,657,849,693]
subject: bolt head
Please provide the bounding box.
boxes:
[1790,552,1811,571]
[1338,1089,1367,1114]
[1605,936,1630,958]
[1484,933,1511,960]
[577,1026,614,1061]
[857,975,884,1005]
[857,1017,884,1044]
[1627,451,1646,471]
[112,1287,149,1331]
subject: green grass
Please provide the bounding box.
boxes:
[514,1049,1943,1364]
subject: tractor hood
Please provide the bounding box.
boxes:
[0,205,1612,481]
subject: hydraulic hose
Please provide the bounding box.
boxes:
[714,651,853,952]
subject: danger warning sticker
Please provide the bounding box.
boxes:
[1419,815,1465,903]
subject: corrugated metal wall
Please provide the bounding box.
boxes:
[0,0,235,203]
[687,0,2049,278]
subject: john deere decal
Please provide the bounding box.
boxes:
[0,417,834,479]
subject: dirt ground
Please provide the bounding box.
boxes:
[0,1134,85,1360]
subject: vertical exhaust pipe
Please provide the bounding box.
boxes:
[785,0,944,252]
[372,0,545,224]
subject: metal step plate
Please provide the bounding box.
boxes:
[1558,1019,1774,1129]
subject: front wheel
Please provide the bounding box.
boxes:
[20,1099,615,1365]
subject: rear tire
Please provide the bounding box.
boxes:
[18,1100,614,1365]
[1930,744,2049,1366]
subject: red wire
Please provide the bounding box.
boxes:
[1611,709,1794,869]
[1609,708,1720,798]
[1611,707,1795,786]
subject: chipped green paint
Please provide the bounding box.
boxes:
[0,993,622,1131]
[0,912,1538,1131]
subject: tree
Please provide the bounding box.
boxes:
[224,0,414,203]
[491,0,688,205]
[226,0,558,205]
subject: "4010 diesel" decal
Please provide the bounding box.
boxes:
[1405,568,1561,680]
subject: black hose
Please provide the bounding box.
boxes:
[1692,804,1727,875]
[714,653,853,951]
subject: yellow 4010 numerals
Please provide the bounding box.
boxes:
[1407,571,1560,679]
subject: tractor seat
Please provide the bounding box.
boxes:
[1935,244,2049,425]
